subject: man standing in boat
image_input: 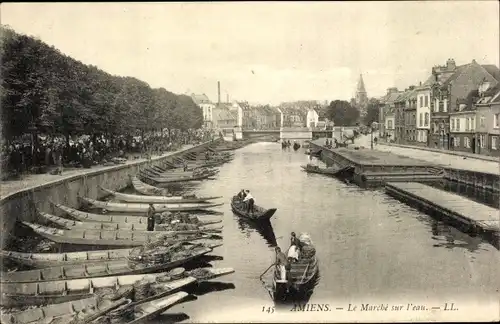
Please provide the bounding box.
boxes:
[147,203,156,231]
[288,232,300,262]
[243,190,254,214]
[275,247,290,288]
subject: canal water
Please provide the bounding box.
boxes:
[154,142,499,322]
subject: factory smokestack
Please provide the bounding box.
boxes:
[217,81,221,104]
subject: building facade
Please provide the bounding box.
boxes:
[191,93,215,128]
[475,85,500,156]
[306,108,320,128]
[380,87,401,139]
[431,58,500,149]
[403,88,417,144]
[416,84,431,146]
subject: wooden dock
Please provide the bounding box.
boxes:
[385,182,499,234]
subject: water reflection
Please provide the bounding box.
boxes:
[235,216,278,247]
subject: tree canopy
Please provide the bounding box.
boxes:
[326,100,360,126]
[363,98,381,126]
[0,26,203,142]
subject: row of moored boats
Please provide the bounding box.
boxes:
[0,141,244,324]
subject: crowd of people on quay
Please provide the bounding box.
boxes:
[1,128,217,179]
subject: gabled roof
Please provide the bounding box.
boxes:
[481,64,500,82]
[191,93,211,105]
[213,105,237,121]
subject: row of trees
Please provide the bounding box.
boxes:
[1,26,203,143]
[325,99,380,127]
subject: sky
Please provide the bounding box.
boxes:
[2,2,499,105]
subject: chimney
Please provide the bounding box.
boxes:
[217,81,221,104]
[227,93,229,103]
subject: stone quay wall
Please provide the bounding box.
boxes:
[0,140,221,249]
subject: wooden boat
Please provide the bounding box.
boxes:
[22,222,221,247]
[0,275,190,308]
[130,176,169,196]
[0,296,131,324]
[0,267,234,307]
[1,246,212,283]
[124,291,189,324]
[80,197,224,213]
[143,170,219,184]
[52,203,222,226]
[99,187,221,204]
[301,164,340,175]
[38,211,222,233]
[301,164,355,178]
[0,241,223,268]
[230,196,277,221]
[270,239,319,301]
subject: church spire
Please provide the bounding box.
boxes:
[356,74,366,94]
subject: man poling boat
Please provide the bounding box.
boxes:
[260,232,319,301]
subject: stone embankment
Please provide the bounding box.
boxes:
[0,140,221,248]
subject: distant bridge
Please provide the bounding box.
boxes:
[241,127,358,142]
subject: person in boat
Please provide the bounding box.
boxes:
[147,203,156,231]
[237,189,246,200]
[243,190,255,213]
[275,247,290,282]
[288,232,301,262]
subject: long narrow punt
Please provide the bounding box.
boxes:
[1,246,212,283]
[230,196,277,222]
[0,296,129,324]
[80,197,224,213]
[143,170,220,184]
[52,202,222,225]
[52,203,149,224]
[37,211,222,232]
[0,241,223,268]
[130,175,169,196]
[0,267,234,307]
[22,222,221,247]
[126,291,190,324]
[0,275,193,307]
[99,186,221,204]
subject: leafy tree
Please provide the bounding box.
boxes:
[363,98,380,127]
[326,100,359,126]
[1,26,205,145]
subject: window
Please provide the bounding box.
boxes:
[470,117,475,131]
[494,113,499,128]
[435,99,439,112]
[456,137,460,147]
[492,136,498,150]
[433,122,439,134]
[464,137,470,148]
[424,113,429,126]
[480,115,485,127]
[388,120,393,129]
[456,118,460,131]
[480,134,486,148]
[443,99,448,112]
[419,113,423,127]
[419,96,423,108]
[451,118,455,131]
[466,118,470,131]
[424,95,428,107]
